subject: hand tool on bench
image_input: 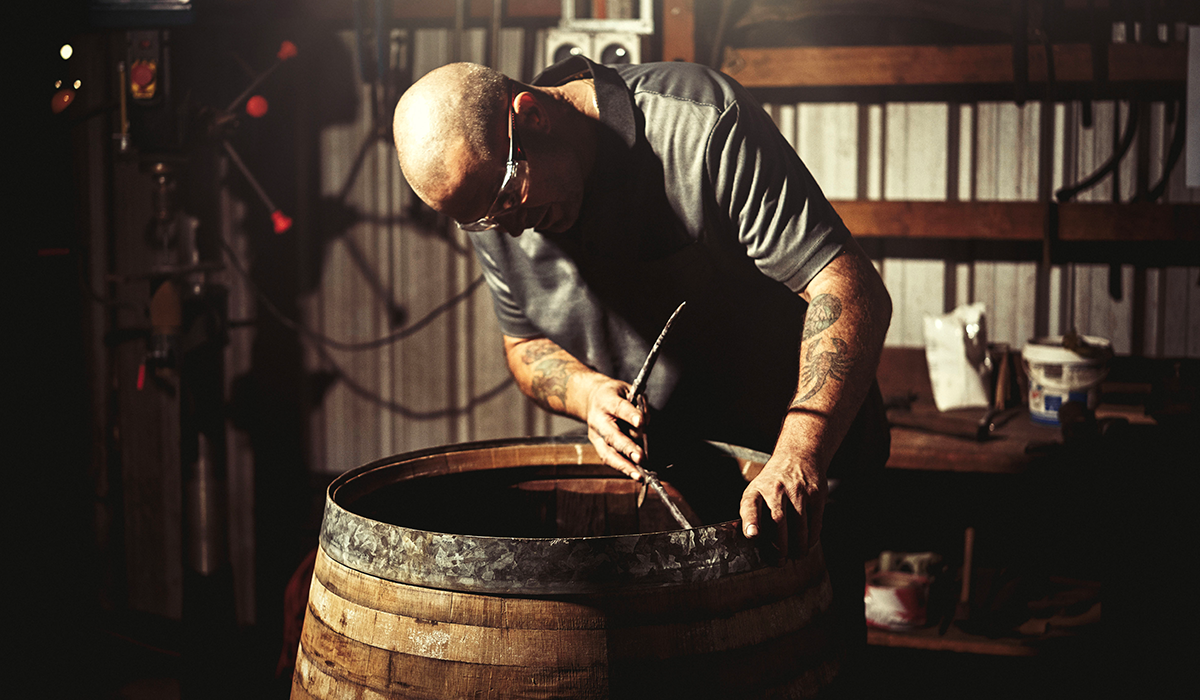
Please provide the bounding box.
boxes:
[886,403,1023,442]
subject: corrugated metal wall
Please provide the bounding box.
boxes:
[301,28,577,477]
[296,27,1198,475]
[769,98,1199,355]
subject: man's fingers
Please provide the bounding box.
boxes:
[584,381,646,466]
[593,381,642,429]
[588,433,643,481]
[782,490,808,556]
[740,487,789,558]
[612,398,643,430]
[772,500,789,561]
[596,418,643,465]
[739,491,762,538]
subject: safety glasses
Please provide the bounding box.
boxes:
[459,88,529,232]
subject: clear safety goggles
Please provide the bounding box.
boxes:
[460,90,529,232]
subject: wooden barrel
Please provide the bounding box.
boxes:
[292,437,840,700]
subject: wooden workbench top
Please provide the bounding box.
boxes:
[877,347,1062,474]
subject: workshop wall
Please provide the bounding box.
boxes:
[277,26,1199,479]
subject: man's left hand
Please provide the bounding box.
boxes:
[739,454,827,560]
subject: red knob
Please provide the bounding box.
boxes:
[277,41,298,60]
[52,88,75,114]
[246,95,269,118]
[131,62,154,87]
[271,210,293,234]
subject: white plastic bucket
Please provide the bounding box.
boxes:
[1021,336,1112,426]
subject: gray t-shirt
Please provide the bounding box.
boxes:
[469,58,879,467]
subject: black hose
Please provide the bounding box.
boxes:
[1137,100,1186,203]
[1055,101,1139,203]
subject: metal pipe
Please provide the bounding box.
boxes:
[489,0,503,68]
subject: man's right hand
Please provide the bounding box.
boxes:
[583,378,646,481]
[503,335,646,481]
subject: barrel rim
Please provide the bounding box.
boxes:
[318,436,786,594]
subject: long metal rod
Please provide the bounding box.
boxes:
[628,302,692,530]
[222,140,276,212]
[628,301,686,402]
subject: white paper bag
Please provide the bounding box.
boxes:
[923,303,991,412]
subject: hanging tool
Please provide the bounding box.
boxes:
[626,302,693,530]
[222,140,292,234]
[221,41,298,234]
[225,40,298,113]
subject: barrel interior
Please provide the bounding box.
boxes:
[338,439,759,538]
[347,467,700,537]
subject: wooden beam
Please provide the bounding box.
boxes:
[1057,202,1200,241]
[836,201,1044,240]
[723,43,1186,89]
[834,201,1200,241]
[304,0,561,22]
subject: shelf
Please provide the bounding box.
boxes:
[877,347,1057,474]
[868,624,1040,656]
[835,201,1200,243]
[303,0,561,22]
[720,43,1186,90]
[867,613,1097,656]
[886,409,1058,474]
[867,568,1101,656]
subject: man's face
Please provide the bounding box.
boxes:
[453,99,587,238]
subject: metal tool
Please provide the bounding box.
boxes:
[626,302,692,530]
[885,399,1022,442]
[628,302,686,401]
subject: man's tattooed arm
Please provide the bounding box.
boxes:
[506,337,585,413]
[792,294,854,406]
[801,293,842,341]
[739,239,892,549]
[519,340,574,411]
[503,334,649,478]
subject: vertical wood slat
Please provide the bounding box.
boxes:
[113,156,183,619]
[882,103,945,347]
[1163,267,1195,357]
[222,189,259,625]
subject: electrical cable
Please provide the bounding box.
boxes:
[218,233,514,418]
[218,233,486,352]
[1137,100,1186,203]
[311,339,514,420]
[1055,101,1139,202]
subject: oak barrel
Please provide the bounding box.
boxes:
[292,437,840,699]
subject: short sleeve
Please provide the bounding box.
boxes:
[707,94,849,292]
[469,232,542,338]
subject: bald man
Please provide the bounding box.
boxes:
[393,58,891,564]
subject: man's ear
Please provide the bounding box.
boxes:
[512,91,547,133]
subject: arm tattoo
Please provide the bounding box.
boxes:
[802,293,842,341]
[518,340,572,409]
[519,340,560,366]
[793,337,853,405]
[529,358,572,408]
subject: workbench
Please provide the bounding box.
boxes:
[868,347,1104,655]
[879,346,1061,475]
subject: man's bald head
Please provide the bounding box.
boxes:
[393,63,509,217]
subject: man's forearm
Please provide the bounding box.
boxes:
[505,335,648,477]
[503,335,603,419]
[778,240,891,471]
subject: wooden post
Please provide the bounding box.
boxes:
[661,0,694,63]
